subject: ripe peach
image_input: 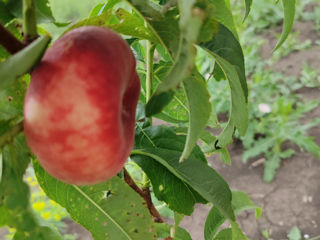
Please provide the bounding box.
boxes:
[24,26,140,185]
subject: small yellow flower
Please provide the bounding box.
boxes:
[41,212,51,220]
[27,177,33,182]
[30,181,38,186]
[32,202,45,211]
[49,200,57,206]
[54,214,61,221]
[8,228,15,233]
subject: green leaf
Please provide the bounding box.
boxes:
[288,226,301,240]
[146,1,203,116]
[69,8,157,42]
[155,223,192,240]
[152,62,189,122]
[204,191,259,240]
[230,221,248,240]
[0,76,26,123]
[0,135,30,210]
[34,160,156,240]
[209,55,248,145]
[5,0,55,23]
[232,191,262,218]
[207,0,237,38]
[0,134,60,239]
[200,23,248,101]
[242,137,275,163]
[0,2,14,24]
[132,128,235,220]
[214,228,232,240]
[290,134,320,159]
[264,153,281,182]
[132,126,207,215]
[243,0,252,22]
[204,207,225,240]
[0,35,51,89]
[179,71,211,162]
[273,0,296,51]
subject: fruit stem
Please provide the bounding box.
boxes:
[146,42,156,103]
[23,0,38,43]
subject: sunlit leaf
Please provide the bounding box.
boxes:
[34,161,156,240]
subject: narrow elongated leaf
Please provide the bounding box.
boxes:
[243,0,253,21]
[34,161,156,240]
[274,0,296,51]
[209,55,248,145]
[200,23,248,100]
[0,36,51,88]
[146,0,203,116]
[180,71,211,162]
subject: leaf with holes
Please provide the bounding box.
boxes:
[132,125,234,220]
[132,125,207,215]
[33,160,157,240]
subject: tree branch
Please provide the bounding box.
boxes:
[123,168,164,223]
[0,23,26,54]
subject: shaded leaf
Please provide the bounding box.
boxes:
[132,127,235,220]
[180,71,211,162]
[133,126,207,215]
[146,1,203,116]
[200,23,248,100]
[5,0,55,23]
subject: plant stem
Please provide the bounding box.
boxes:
[123,168,163,223]
[143,41,156,188]
[23,0,38,43]
[0,24,26,54]
[146,42,156,103]
[0,123,24,149]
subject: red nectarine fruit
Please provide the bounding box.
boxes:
[24,26,140,185]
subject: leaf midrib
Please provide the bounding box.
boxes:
[72,185,133,240]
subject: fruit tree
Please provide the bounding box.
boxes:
[0,0,296,239]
